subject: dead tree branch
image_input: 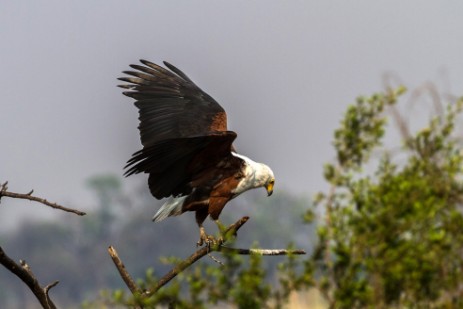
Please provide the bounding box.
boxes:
[0,246,58,309]
[109,216,306,300]
[0,181,86,216]
[108,246,142,295]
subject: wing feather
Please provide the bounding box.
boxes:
[163,61,194,83]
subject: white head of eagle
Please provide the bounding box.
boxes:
[231,152,275,197]
[119,59,275,245]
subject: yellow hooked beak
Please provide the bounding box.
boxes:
[266,180,274,196]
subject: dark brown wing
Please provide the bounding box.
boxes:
[119,60,228,147]
[119,60,239,199]
[128,132,238,199]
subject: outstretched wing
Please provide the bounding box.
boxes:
[119,60,240,199]
[119,60,228,147]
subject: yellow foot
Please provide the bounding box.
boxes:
[197,233,217,247]
[197,226,220,247]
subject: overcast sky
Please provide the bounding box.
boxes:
[2,1,463,229]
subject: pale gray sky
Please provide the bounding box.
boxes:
[2,1,463,229]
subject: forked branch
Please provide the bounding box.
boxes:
[109,216,306,300]
[0,247,58,309]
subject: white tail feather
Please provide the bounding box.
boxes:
[152,196,186,222]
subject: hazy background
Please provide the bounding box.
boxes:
[2,1,463,230]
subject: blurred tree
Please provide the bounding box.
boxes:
[87,174,121,209]
[302,87,463,308]
[86,174,122,239]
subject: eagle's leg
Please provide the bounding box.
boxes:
[196,209,215,247]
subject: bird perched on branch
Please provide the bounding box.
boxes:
[119,60,275,246]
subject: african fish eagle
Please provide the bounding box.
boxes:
[119,60,275,246]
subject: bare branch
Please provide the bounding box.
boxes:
[44,281,60,297]
[0,246,58,309]
[0,181,86,216]
[108,246,142,295]
[219,247,306,255]
[109,216,306,301]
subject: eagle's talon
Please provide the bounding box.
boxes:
[197,228,217,247]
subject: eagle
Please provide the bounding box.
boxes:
[119,60,275,246]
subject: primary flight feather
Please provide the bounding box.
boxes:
[119,60,275,245]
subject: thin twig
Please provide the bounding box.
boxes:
[207,252,225,265]
[219,247,306,255]
[207,247,305,265]
[0,246,58,309]
[0,182,86,216]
